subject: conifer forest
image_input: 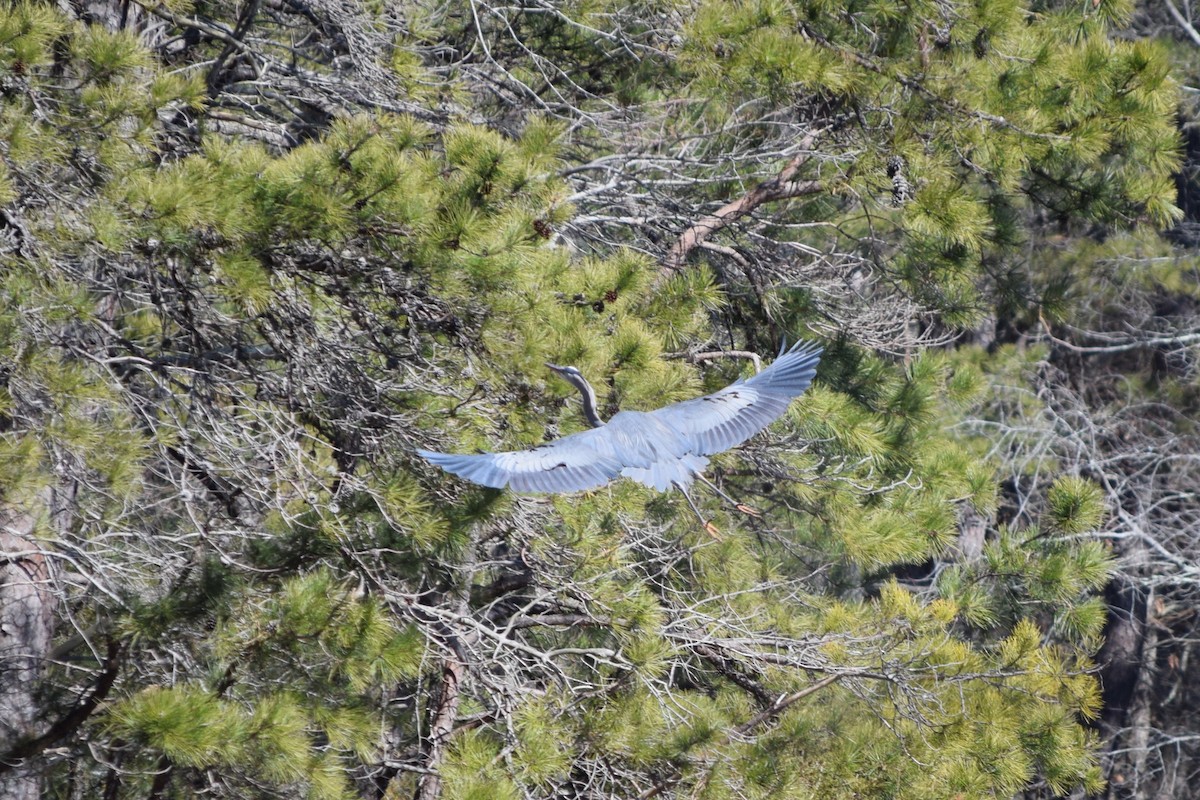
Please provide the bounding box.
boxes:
[4,0,1200,797]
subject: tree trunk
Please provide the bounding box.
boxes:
[412,657,466,800]
[0,512,56,800]
[409,535,478,800]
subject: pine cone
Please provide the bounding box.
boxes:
[887,156,911,206]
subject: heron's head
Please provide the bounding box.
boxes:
[546,363,604,426]
[545,363,591,393]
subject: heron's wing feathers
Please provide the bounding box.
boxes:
[421,341,821,493]
[650,340,822,456]
[417,426,630,493]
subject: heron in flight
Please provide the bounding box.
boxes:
[418,341,822,525]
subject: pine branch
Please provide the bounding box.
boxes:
[129,0,251,55]
[636,675,841,799]
[0,638,125,774]
[661,130,825,277]
[732,674,842,737]
[800,25,1069,142]
[146,755,174,800]
[665,349,763,373]
[1043,325,1200,354]
[690,641,775,708]
[207,0,263,95]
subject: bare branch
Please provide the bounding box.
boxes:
[1164,0,1200,47]
[661,130,825,276]
[665,349,764,373]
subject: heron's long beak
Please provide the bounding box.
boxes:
[545,362,565,372]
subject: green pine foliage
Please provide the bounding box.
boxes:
[678,0,1180,319]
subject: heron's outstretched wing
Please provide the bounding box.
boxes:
[417,426,630,493]
[420,342,820,493]
[650,340,822,456]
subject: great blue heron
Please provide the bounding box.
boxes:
[418,341,822,524]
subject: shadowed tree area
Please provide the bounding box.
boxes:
[0,0,1195,798]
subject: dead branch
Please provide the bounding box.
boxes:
[665,349,763,373]
[661,130,825,277]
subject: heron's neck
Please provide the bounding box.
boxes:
[578,382,605,428]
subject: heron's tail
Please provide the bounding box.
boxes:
[621,453,709,493]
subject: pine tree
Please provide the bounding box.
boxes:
[0,0,1183,798]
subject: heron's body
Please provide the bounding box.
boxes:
[461,410,709,493]
[418,341,822,495]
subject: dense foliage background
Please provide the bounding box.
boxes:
[1,0,1198,797]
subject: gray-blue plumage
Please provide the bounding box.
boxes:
[418,341,822,494]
